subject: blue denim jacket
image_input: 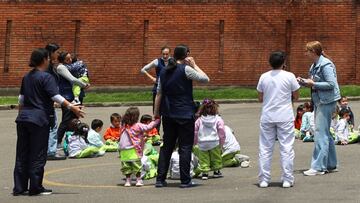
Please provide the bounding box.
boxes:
[309,55,341,104]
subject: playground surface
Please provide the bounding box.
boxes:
[0,103,359,203]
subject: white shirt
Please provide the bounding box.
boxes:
[222,126,241,156]
[257,69,300,123]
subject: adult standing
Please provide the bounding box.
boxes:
[141,46,171,111]
[299,41,341,176]
[154,44,209,188]
[56,51,89,147]
[257,51,300,188]
[13,48,84,196]
[45,43,65,160]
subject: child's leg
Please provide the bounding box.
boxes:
[100,144,118,152]
[209,146,223,171]
[77,146,99,158]
[72,76,89,99]
[222,151,241,167]
[348,132,359,144]
[197,150,211,173]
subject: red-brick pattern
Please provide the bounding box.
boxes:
[0,0,357,87]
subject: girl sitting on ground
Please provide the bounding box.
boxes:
[194,99,225,180]
[222,125,250,168]
[335,108,359,145]
[300,102,315,142]
[119,107,160,187]
[67,119,105,158]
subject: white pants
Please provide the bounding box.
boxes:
[258,121,295,184]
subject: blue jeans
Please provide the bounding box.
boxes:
[47,112,58,156]
[311,101,337,171]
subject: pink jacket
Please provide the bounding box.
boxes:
[119,119,160,157]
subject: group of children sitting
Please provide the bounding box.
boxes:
[61,99,250,187]
[294,96,360,145]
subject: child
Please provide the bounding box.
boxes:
[194,99,225,180]
[222,125,250,168]
[338,96,355,127]
[141,142,160,180]
[169,149,198,180]
[300,102,315,142]
[87,119,118,152]
[140,114,161,146]
[58,52,90,105]
[67,119,105,158]
[119,107,160,187]
[103,113,121,148]
[335,108,359,145]
[294,104,304,139]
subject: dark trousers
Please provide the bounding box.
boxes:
[156,116,194,184]
[14,122,50,194]
[57,106,77,144]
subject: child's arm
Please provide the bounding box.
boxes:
[138,119,161,132]
[103,128,113,141]
[217,118,226,146]
[194,119,200,145]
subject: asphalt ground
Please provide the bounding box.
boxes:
[0,103,359,203]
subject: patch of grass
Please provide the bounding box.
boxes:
[1,85,359,105]
[0,97,18,105]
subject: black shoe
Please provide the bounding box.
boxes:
[213,170,223,178]
[29,188,52,196]
[201,173,208,180]
[179,181,199,188]
[155,181,167,188]
[152,141,161,146]
[47,154,66,161]
[12,190,29,196]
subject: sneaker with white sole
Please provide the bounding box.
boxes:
[201,173,209,180]
[259,181,268,188]
[303,168,325,176]
[124,178,131,187]
[136,179,144,187]
[282,181,293,188]
[327,168,339,173]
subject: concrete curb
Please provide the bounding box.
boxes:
[2,96,360,111]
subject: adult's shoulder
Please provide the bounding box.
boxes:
[319,56,334,66]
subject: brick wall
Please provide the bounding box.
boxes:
[0,0,358,88]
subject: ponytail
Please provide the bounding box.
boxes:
[165,58,177,71]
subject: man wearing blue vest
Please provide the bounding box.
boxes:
[154,44,209,188]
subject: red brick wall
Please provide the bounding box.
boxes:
[0,0,357,87]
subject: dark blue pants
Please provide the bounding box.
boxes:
[13,122,49,194]
[156,116,194,184]
[57,106,77,144]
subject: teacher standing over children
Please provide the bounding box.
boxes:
[298,41,341,176]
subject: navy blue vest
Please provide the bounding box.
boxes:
[159,64,195,119]
[152,58,166,93]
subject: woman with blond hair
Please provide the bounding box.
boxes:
[297,41,341,176]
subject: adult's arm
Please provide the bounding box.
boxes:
[56,64,87,87]
[141,59,158,83]
[292,90,299,102]
[184,65,210,83]
[51,95,84,118]
[313,64,337,90]
[154,92,162,117]
[257,92,263,103]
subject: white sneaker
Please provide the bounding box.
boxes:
[303,168,325,176]
[97,150,106,156]
[124,179,131,187]
[259,181,269,188]
[240,161,250,168]
[282,181,293,188]
[136,179,144,187]
[71,98,81,105]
